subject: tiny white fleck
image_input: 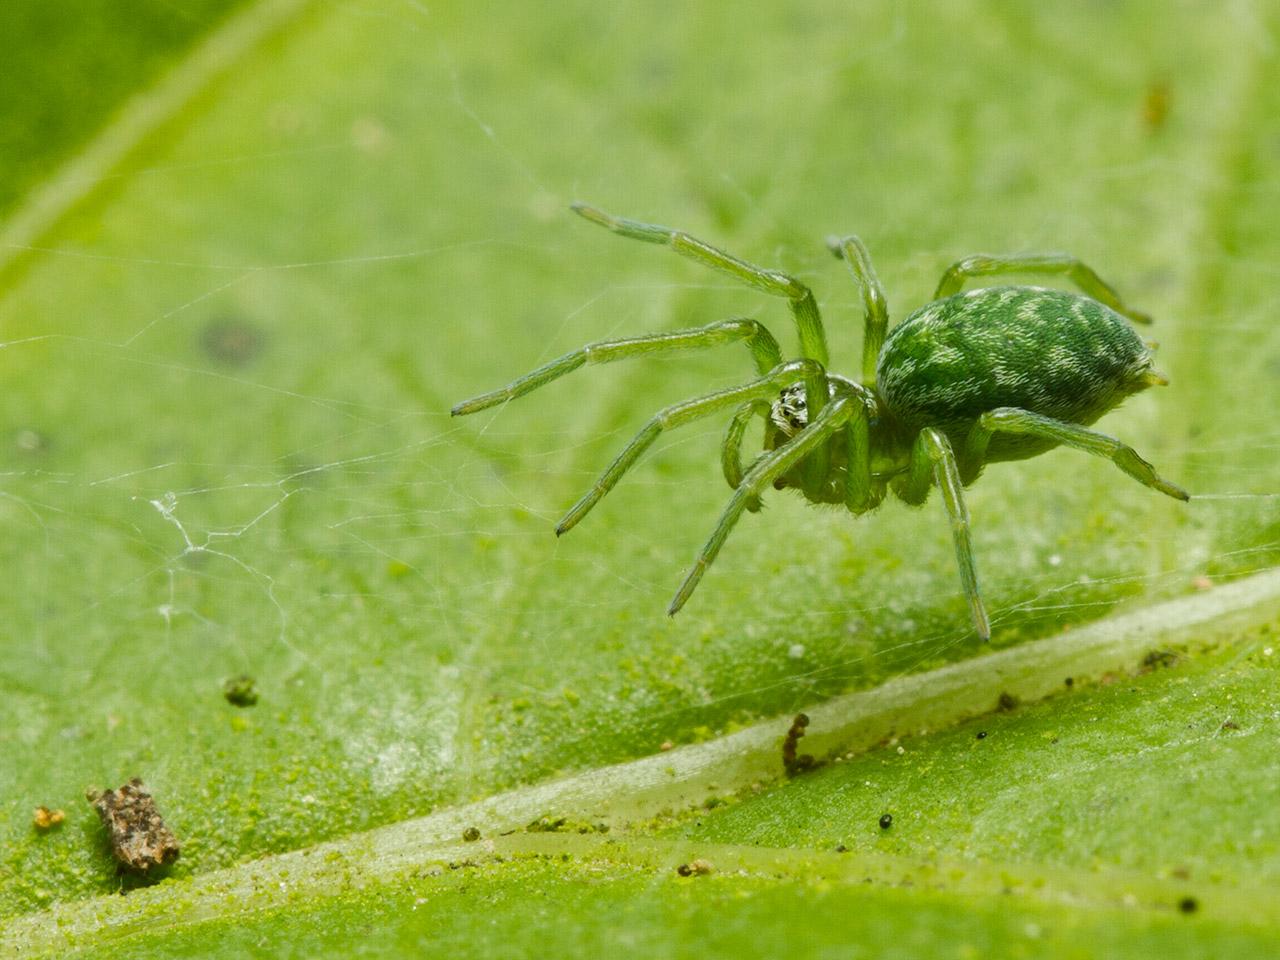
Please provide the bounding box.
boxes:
[788,643,806,660]
[1047,554,1062,567]
[896,745,905,755]
[1024,923,1042,939]
[15,429,42,451]
[1264,647,1274,657]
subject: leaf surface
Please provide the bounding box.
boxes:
[2,1,1278,956]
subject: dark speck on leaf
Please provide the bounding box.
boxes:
[200,316,264,366]
[997,692,1018,712]
[462,826,481,842]
[223,675,259,707]
[879,813,893,829]
[677,859,714,877]
[976,730,987,740]
[1141,648,1180,671]
[1178,896,1199,914]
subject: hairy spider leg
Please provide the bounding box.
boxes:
[451,318,783,416]
[963,407,1190,500]
[572,203,830,494]
[556,359,827,536]
[897,428,990,641]
[827,235,890,386]
[933,253,1153,326]
[722,400,773,513]
[669,396,860,616]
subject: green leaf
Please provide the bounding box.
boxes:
[3,1,1278,956]
[0,0,252,219]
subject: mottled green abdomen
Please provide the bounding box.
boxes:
[877,287,1157,460]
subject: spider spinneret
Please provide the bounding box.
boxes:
[452,204,1190,640]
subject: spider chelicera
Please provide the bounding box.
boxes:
[453,204,1190,639]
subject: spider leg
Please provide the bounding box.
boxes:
[721,400,772,513]
[933,254,1152,325]
[827,235,889,386]
[571,202,830,372]
[669,397,855,616]
[451,318,783,416]
[557,359,825,535]
[964,407,1190,500]
[896,428,990,641]
[844,393,875,512]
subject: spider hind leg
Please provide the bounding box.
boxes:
[933,253,1152,326]
[964,408,1189,500]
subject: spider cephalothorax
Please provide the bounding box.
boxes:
[453,204,1189,639]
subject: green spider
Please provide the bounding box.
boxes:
[453,204,1190,640]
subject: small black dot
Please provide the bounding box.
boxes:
[1064,677,1074,687]
[878,813,893,829]
[1178,896,1198,914]
[976,731,987,740]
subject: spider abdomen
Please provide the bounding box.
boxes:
[876,286,1160,461]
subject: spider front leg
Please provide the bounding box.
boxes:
[451,318,783,415]
[896,428,990,641]
[669,396,858,615]
[963,408,1190,500]
[722,400,772,513]
[827,234,889,386]
[571,203,830,373]
[934,254,1152,325]
[557,360,826,535]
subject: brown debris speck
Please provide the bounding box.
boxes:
[676,858,714,877]
[997,692,1019,712]
[782,713,814,775]
[33,806,65,831]
[86,778,180,872]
